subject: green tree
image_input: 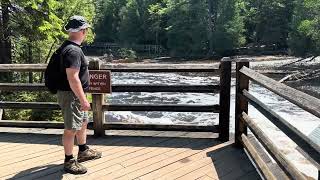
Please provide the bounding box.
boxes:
[242,0,294,47]
[289,0,320,56]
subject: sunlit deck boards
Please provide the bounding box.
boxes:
[0,127,260,180]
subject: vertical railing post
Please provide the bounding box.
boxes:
[235,60,249,147]
[89,60,105,137]
[0,109,3,120]
[219,57,232,142]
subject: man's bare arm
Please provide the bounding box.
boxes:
[66,68,90,111]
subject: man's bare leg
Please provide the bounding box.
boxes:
[63,130,76,158]
[76,121,88,145]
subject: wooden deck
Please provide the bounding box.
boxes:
[0,127,260,180]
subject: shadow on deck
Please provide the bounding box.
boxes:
[0,128,260,180]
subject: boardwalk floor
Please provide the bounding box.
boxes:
[0,127,261,180]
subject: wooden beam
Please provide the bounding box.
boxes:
[0,120,94,129]
[219,60,231,141]
[103,104,220,113]
[241,134,277,180]
[103,123,219,132]
[112,84,220,93]
[90,60,105,137]
[241,112,307,179]
[235,61,249,147]
[0,63,219,73]
[0,83,47,91]
[0,102,60,109]
[0,64,47,72]
[100,63,220,73]
[0,83,219,93]
[242,90,320,166]
[0,120,64,129]
[0,102,219,113]
[240,66,320,119]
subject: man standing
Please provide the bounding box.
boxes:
[57,16,102,174]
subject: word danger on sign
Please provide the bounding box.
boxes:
[88,70,111,94]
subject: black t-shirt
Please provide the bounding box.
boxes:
[57,40,89,91]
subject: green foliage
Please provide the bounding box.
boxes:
[118,48,137,59]
[212,0,246,54]
[94,0,246,56]
[241,0,294,47]
[288,0,320,56]
[0,92,62,121]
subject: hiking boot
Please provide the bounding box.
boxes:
[77,148,102,163]
[64,158,87,174]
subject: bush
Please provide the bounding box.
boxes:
[117,48,137,59]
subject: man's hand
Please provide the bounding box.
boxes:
[80,99,91,111]
[66,68,90,111]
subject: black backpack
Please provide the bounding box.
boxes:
[44,48,64,94]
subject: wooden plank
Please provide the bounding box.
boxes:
[1,133,147,179]
[196,175,215,180]
[235,62,249,147]
[0,83,219,93]
[246,135,289,180]
[100,63,220,73]
[103,140,214,180]
[0,134,58,154]
[242,90,320,167]
[0,64,47,72]
[0,120,64,129]
[0,101,219,113]
[104,123,219,132]
[112,84,220,93]
[0,102,60,110]
[240,66,320,119]
[0,63,219,73]
[103,104,220,112]
[138,141,234,180]
[241,134,277,180]
[74,138,208,180]
[219,60,232,141]
[10,131,165,180]
[241,112,307,179]
[73,136,192,180]
[174,163,216,180]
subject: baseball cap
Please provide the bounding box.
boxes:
[64,15,91,32]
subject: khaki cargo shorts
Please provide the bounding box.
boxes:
[57,91,89,130]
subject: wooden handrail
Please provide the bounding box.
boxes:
[241,112,307,179]
[0,63,220,73]
[0,83,219,93]
[236,63,320,179]
[235,61,249,147]
[103,123,219,132]
[240,66,320,119]
[242,89,320,167]
[241,134,277,180]
[103,104,220,113]
[0,102,219,113]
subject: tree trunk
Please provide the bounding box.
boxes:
[28,41,33,83]
[0,0,12,64]
[0,0,12,82]
[208,0,217,57]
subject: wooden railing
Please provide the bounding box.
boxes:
[235,60,320,179]
[0,59,231,141]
